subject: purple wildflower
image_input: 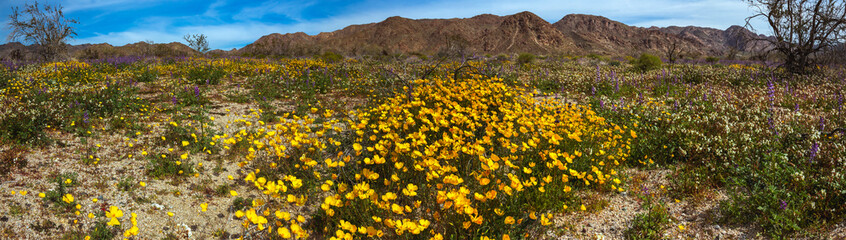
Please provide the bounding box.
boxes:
[809,142,820,163]
[595,66,600,83]
[767,78,777,111]
[820,116,826,132]
[769,117,779,136]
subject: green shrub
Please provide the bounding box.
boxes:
[496,54,510,61]
[517,53,536,65]
[87,221,118,240]
[45,172,79,208]
[185,64,225,85]
[318,51,344,63]
[117,177,137,192]
[609,60,622,67]
[134,67,158,82]
[146,152,195,179]
[624,203,671,240]
[0,111,52,146]
[705,56,719,63]
[632,53,663,72]
[719,152,811,239]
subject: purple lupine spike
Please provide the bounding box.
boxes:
[194,86,200,98]
[599,99,605,108]
[591,86,596,96]
[820,116,825,132]
[767,79,776,107]
[83,112,89,124]
[794,103,799,112]
[769,117,779,136]
[780,200,787,210]
[595,66,600,83]
[172,96,178,105]
[809,142,820,163]
[614,79,619,93]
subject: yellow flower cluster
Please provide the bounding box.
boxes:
[230,69,632,238]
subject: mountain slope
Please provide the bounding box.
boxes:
[1,11,770,60]
[552,14,707,55]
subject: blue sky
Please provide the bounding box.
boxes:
[1,0,770,50]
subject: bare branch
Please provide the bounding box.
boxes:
[6,1,78,61]
[747,0,846,74]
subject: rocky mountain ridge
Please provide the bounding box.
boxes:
[1,11,770,61]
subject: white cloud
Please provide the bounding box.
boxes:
[61,0,163,13]
[203,0,228,18]
[232,1,317,22]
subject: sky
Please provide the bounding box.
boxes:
[0,0,770,50]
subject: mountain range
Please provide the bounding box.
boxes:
[0,11,770,61]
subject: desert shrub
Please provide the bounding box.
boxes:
[705,56,719,64]
[608,60,622,67]
[133,67,158,82]
[318,51,344,63]
[170,85,209,107]
[0,147,28,179]
[719,152,805,239]
[517,53,536,65]
[409,52,429,61]
[496,54,510,62]
[146,152,195,179]
[0,111,52,146]
[87,221,119,240]
[632,54,662,72]
[159,119,220,154]
[45,172,79,208]
[624,203,670,240]
[185,64,225,85]
[0,68,15,89]
[68,81,143,116]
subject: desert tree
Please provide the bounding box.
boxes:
[183,33,210,54]
[662,39,684,64]
[438,34,470,59]
[7,1,78,61]
[746,0,846,74]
